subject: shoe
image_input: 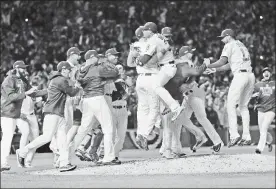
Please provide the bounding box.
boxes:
[16,150,25,168]
[267,143,273,152]
[228,137,240,148]
[238,139,251,146]
[213,143,223,152]
[173,152,186,158]
[84,152,99,162]
[151,126,160,135]
[171,106,184,121]
[115,157,119,161]
[96,160,103,165]
[255,149,261,154]
[59,164,77,172]
[25,163,33,168]
[98,154,104,159]
[75,149,86,161]
[1,164,11,172]
[192,137,208,152]
[102,159,121,165]
[136,134,149,150]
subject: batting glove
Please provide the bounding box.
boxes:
[204,68,216,74]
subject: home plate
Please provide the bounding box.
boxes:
[30,154,275,176]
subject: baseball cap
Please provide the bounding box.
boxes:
[84,50,99,60]
[178,46,196,57]
[143,22,157,33]
[161,27,172,36]
[13,60,29,69]
[105,48,120,56]
[57,61,73,71]
[135,26,144,39]
[262,67,272,73]
[217,29,235,38]
[66,47,83,57]
[98,54,105,58]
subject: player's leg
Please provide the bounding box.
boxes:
[1,117,17,170]
[114,108,128,158]
[160,111,174,159]
[25,115,39,167]
[178,104,207,152]
[73,98,95,151]
[238,73,255,145]
[17,115,60,167]
[86,127,103,162]
[227,74,247,145]
[256,111,275,153]
[92,96,116,163]
[266,132,274,152]
[190,97,223,148]
[17,119,30,150]
[75,131,93,161]
[152,66,182,120]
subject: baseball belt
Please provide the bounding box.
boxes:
[105,93,112,97]
[113,105,126,109]
[138,73,154,76]
[159,60,175,67]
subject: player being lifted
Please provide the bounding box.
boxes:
[204,29,255,147]
[137,22,184,121]
[251,67,275,154]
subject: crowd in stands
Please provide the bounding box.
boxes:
[1,1,275,130]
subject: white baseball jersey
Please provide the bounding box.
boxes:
[21,96,35,115]
[144,34,174,65]
[133,38,159,74]
[221,40,252,74]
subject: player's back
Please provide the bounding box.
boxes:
[222,40,252,74]
[147,34,174,64]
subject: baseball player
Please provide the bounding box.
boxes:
[127,25,160,150]
[139,22,184,121]
[16,72,47,168]
[16,61,81,172]
[50,47,82,167]
[111,64,129,159]
[204,29,255,147]
[1,61,36,171]
[252,67,275,154]
[72,50,120,165]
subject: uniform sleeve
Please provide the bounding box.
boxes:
[32,89,48,97]
[98,64,119,78]
[2,77,26,102]
[60,79,80,97]
[144,42,157,56]
[253,83,260,93]
[220,43,232,59]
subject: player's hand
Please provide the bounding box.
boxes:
[204,68,216,74]
[252,92,259,98]
[203,58,211,67]
[20,113,30,124]
[25,87,37,95]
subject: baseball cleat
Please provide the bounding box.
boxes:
[59,164,77,172]
[212,143,223,153]
[136,134,149,150]
[171,106,184,121]
[98,154,104,159]
[16,150,25,168]
[267,143,273,152]
[75,149,86,161]
[228,137,240,148]
[192,137,208,152]
[25,163,33,168]
[84,152,99,162]
[255,149,261,154]
[102,159,121,165]
[238,139,251,146]
[1,164,11,172]
[173,152,187,158]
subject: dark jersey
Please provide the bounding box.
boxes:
[254,80,275,113]
[112,78,128,102]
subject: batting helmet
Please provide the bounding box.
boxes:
[143,22,157,33]
[135,26,144,39]
[161,27,172,37]
[178,46,196,57]
[262,67,272,73]
[217,29,235,38]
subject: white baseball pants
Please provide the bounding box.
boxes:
[19,114,69,167]
[257,111,275,152]
[1,117,17,166]
[112,101,128,157]
[227,72,255,140]
[73,96,115,162]
[136,74,160,139]
[152,64,179,111]
[17,114,39,164]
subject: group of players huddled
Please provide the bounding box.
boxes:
[1,21,274,172]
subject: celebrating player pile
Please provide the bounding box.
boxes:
[1,21,274,173]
